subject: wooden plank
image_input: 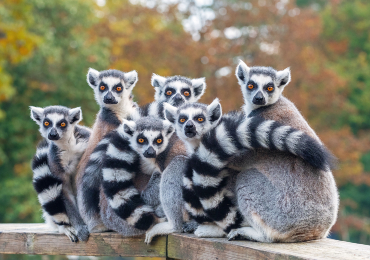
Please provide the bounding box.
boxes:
[167,233,370,260]
[0,224,166,257]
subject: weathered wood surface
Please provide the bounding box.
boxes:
[168,233,370,260]
[0,224,166,257]
[1,224,370,259]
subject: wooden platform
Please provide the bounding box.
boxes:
[1,224,370,259]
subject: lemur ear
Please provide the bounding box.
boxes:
[163,120,175,137]
[276,67,291,89]
[235,60,250,85]
[191,78,206,99]
[122,119,136,136]
[30,106,44,125]
[151,73,167,89]
[69,107,82,124]
[207,98,222,124]
[124,70,138,90]
[87,68,100,89]
[163,103,177,124]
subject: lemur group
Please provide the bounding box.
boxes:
[30,60,338,244]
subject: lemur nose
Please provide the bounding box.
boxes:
[48,128,59,140]
[185,121,195,129]
[253,91,265,105]
[174,93,182,101]
[143,146,156,158]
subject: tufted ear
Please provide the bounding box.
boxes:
[87,68,100,89]
[235,60,250,86]
[163,120,175,137]
[69,107,82,124]
[163,103,178,124]
[207,98,222,125]
[124,70,138,90]
[122,119,136,137]
[151,73,167,89]
[191,77,206,100]
[30,106,44,125]
[276,67,291,89]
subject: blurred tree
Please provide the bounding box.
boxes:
[0,0,109,223]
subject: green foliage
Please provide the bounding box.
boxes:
[0,0,110,223]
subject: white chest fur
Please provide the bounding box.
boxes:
[140,157,160,175]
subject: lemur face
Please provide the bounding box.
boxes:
[235,60,291,108]
[122,117,175,159]
[164,99,222,148]
[30,106,82,141]
[87,68,138,108]
[151,74,206,107]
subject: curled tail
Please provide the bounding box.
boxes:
[101,131,157,231]
[32,140,70,226]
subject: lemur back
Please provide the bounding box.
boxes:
[226,61,339,242]
[30,106,91,242]
[76,68,140,233]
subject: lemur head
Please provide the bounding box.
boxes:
[30,106,82,142]
[151,74,206,107]
[122,117,175,159]
[87,68,138,108]
[164,99,222,151]
[235,60,291,109]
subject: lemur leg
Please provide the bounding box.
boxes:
[63,183,89,241]
[194,223,226,238]
[227,227,265,241]
[145,156,188,244]
[141,172,161,210]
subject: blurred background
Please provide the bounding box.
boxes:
[1,0,370,258]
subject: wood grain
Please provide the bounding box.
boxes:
[0,224,166,257]
[1,224,370,259]
[167,233,370,260]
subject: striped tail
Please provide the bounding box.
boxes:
[32,139,70,226]
[101,131,157,231]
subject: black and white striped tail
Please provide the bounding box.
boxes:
[32,139,70,226]
[101,131,157,231]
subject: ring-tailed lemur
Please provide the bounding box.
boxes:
[30,106,91,242]
[76,68,140,233]
[216,60,338,242]
[140,74,206,119]
[97,117,176,235]
[163,99,335,238]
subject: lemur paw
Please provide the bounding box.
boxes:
[194,224,225,238]
[61,226,78,243]
[76,225,90,242]
[227,227,258,241]
[145,222,175,244]
[227,229,242,241]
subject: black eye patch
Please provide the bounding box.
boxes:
[165,87,176,96]
[246,80,257,91]
[99,82,108,92]
[154,133,164,145]
[178,114,188,124]
[193,114,205,123]
[137,133,148,145]
[181,88,191,99]
[114,83,123,92]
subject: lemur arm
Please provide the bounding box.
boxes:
[101,131,159,231]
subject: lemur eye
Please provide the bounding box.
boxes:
[248,84,254,90]
[60,122,66,127]
[157,139,162,144]
[138,138,144,143]
[184,91,190,97]
[44,121,49,126]
[179,118,186,123]
[197,117,204,122]
[267,86,274,91]
[100,85,105,91]
[166,90,172,96]
[116,86,122,92]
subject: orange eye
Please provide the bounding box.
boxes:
[267,86,274,92]
[44,121,49,126]
[248,84,254,90]
[116,86,122,91]
[157,139,162,144]
[138,138,144,143]
[100,85,105,91]
[166,90,172,96]
[184,91,190,97]
[61,122,66,127]
[198,117,204,122]
[180,118,186,123]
